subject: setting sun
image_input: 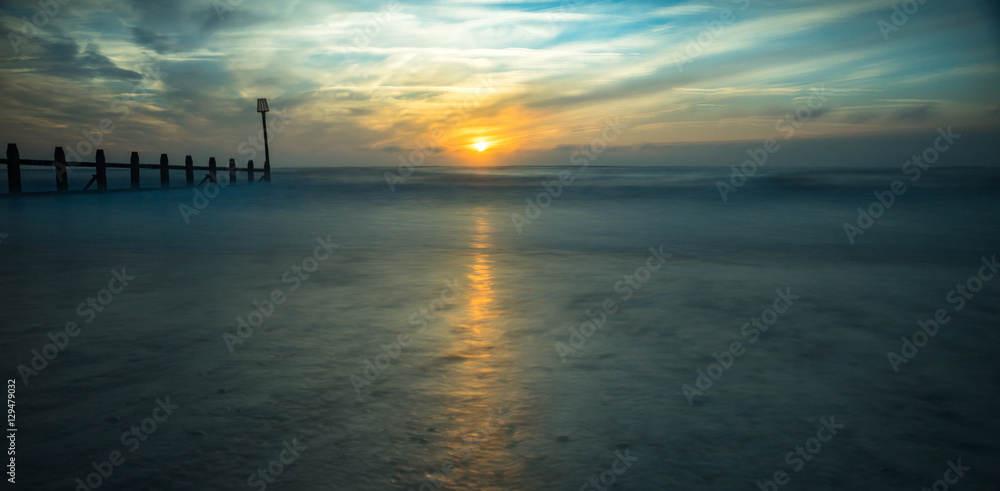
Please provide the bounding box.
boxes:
[475,142,489,152]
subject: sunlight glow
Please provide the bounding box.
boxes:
[475,142,490,152]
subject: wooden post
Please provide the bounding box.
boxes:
[6,144,21,194]
[96,150,107,191]
[228,158,237,184]
[185,156,194,186]
[260,110,271,182]
[130,152,140,189]
[160,154,169,188]
[54,147,68,192]
[247,160,254,183]
[209,157,217,182]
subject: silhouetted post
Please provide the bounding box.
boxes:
[130,152,140,189]
[160,154,170,188]
[229,158,237,184]
[209,157,217,182]
[6,144,21,194]
[185,156,194,186]
[96,150,107,191]
[247,160,254,183]
[257,98,272,182]
[54,147,68,192]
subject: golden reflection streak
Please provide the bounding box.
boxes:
[435,207,521,489]
[466,217,498,330]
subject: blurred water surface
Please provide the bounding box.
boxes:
[1,165,999,490]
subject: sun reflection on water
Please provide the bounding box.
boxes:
[431,207,523,489]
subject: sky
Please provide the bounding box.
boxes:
[1,0,999,167]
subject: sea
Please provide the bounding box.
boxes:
[1,165,999,490]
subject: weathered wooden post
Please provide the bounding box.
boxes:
[247,160,254,183]
[185,156,194,186]
[54,147,68,192]
[130,152,140,189]
[208,157,217,182]
[96,150,107,191]
[6,144,21,194]
[160,154,170,188]
[228,158,237,184]
[257,98,272,182]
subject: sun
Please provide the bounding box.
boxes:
[475,142,490,152]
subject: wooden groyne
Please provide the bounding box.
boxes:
[1,144,270,194]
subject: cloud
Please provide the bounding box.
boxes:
[130,27,172,54]
[890,104,937,122]
[844,111,877,124]
[0,0,998,166]
[649,4,718,18]
[15,33,143,81]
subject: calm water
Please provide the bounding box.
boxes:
[2,166,999,490]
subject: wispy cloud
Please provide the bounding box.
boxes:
[0,0,998,166]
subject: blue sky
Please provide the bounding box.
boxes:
[1,0,999,166]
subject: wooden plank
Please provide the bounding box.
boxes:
[0,143,272,195]
[54,147,68,192]
[130,152,140,189]
[6,144,21,194]
[2,160,266,172]
[160,154,169,188]
[96,150,107,190]
[185,156,194,186]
